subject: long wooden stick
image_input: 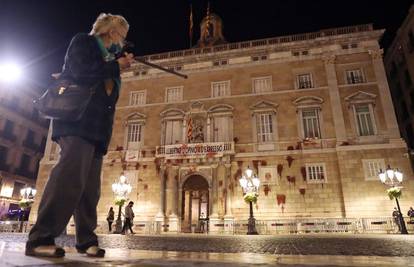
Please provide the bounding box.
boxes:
[134,57,188,79]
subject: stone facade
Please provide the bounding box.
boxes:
[0,83,48,216]
[32,19,414,234]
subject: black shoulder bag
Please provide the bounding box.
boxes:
[34,79,98,121]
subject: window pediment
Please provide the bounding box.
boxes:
[345,91,376,104]
[126,112,146,120]
[250,100,278,113]
[208,104,234,114]
[293,96,324,107]
[345,91,377,108]
[160,108,186,118]
[125,112,146,125]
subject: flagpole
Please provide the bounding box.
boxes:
[189,4,193,48]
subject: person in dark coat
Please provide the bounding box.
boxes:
[25,13,134,258]
[121,201,135,234]
[392,207,402,232]
[106,207,115,232]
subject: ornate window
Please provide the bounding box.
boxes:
[124,113,146,150]
[257,113,273,142]
[208,104,233,142]
[301,108,321,139]
[354,105,375,136]
[293,96,324,140]
[161,108,185,145]
[127,123,142,149]
[129,90,146,106]
[345,91,378,137]
[165,120,182,144]
[250,101,278,151]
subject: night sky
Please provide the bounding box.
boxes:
[0,0,413,90]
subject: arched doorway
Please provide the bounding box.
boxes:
[181,175,209,233]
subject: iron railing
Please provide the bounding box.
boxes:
[8,216,413,235]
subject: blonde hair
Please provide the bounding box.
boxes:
[90,13,129,36]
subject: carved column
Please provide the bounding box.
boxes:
[166,165,179,232]
[155,165,166,233]
[208,163,221,233]
[369,49,400,139]
[223,163,234,234]
[182,118,187,143]
[209,164,219,217]
[323,54,347,144]
[206,116,211,142]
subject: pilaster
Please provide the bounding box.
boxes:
[369,49,401,139]
[322,54,347,144]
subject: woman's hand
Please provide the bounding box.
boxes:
[117,53,135,70]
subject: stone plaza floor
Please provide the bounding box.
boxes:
[0,233,414,266]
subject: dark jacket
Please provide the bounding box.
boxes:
[52,33,120,155]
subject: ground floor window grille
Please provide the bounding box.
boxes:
[306,163,326,183]
[362,159,385,181]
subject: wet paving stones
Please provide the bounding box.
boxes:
[1,233,414,257]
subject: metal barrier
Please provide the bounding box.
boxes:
[0,221,29,233]
[233,217,411,235]
[2,217,413,235]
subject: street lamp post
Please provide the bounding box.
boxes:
[239,166,260,235]
[19,186,36,232]
[111,174,132,234]
[378,165,408,234]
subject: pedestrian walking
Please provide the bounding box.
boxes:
[199,212,207,233]
[393,207,402,232]
[106,207,115,232]
[407,207,414,222]
[25,13,134,258]
[121,201,135,234]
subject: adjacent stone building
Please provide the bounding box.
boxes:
[384,4,414,169]
[0,83,49,218]
[33,14,414,234]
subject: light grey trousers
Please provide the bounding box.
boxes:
[27,136,102,250]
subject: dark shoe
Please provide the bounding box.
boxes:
[77,246,105,257]
[25,245,65,258]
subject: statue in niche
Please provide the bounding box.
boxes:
[188,118,205,143]
[193,123,204,143]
